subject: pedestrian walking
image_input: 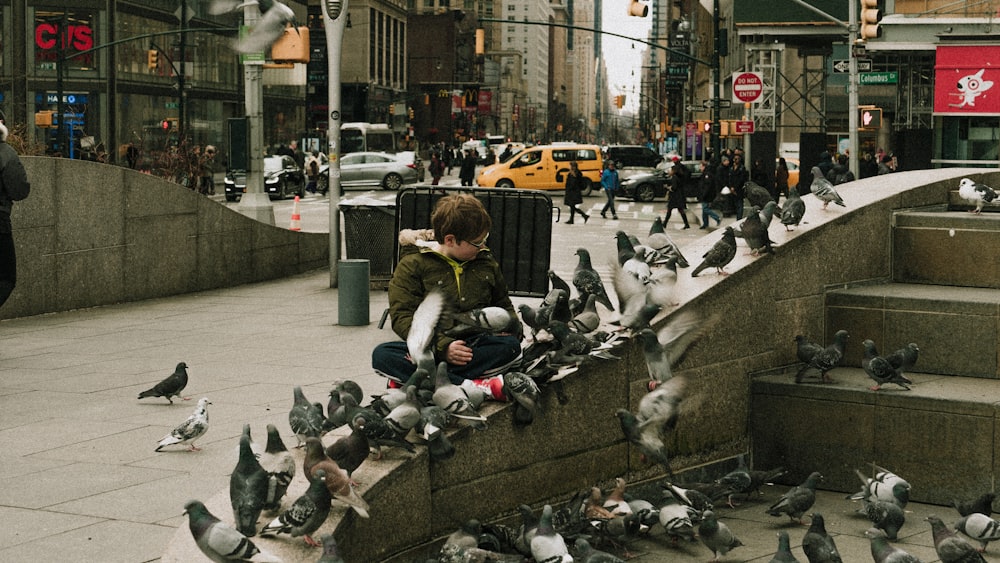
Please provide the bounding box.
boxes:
[663,157,691,229]
[459,149,477,186]
[729,154,749,220]
[0,121,31,310]
[775,157,790,198]
[429,151,444,185]
[600,160,620,220]
[698,160,722,229]
[563,161,590,224]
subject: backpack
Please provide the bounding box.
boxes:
[309,159,319,176]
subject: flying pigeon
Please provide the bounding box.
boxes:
[699,510,743,562]
[531,504,572,563]
[795,330,849,383]
[733,205,776,255]
[303,437,370,518]
[927,515,987,562]
[885,343,920,379]
[137,361,190,403]
[691,226,737,277]
[770,530,801,563]
[317,534,345,563]
[622,247,652,283]
[611,260,675,332]
[954,492,996,518]
[810,167,846,209]
[259,424,295,512]
[863,339,913,391]
[289,386,326,447]
[573,248,614,311]
[407,290,445,374]
[638,309,709,389]
[183,500,281,563]
[958,178,998,214]
[155,397,211,452]
[781,188,806,230]
[865,527,923,563]
[209,0,297,54]
[954,512,1000,552]
[616,375,687,475]
[802,513,843,562]
[260,469,332,546]
[231,424,269,537]
[767,471,822,524]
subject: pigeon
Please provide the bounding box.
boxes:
[665,481,716,513]
[637,309,709,389]
[699,510,743,562]
[647,218,690,266]
[616,374,688,475]
[861,490,907,540]
[849,464,911,509]
[691,226,737,277]
[548,269,573,297]
[539,288,573,325]
[155,397,211,451]
[795,335,824,366]
[383,384,423,437]
[573,248,614,311]
[209,0,297,54]
[795,330,849,384]
[259,424,295,512]
[745,180,776,209]
[954,512,1000,551]
[303,437,370,518]
[622,247,652,283]
[325,426,369,480]
[611,260,675,331]
[584,486,617,520]
[927,515,988,562]
[603,477,632,516]
[770,530,801,563]
[733,206,775,255]
[958,178,998,214]
[810,167,846,209]
[954,492,996,517]
[885,343,920,378]
[802,513,843,562]
[444,519,482,549]
[518,302,548,336]
[658,501,697,543]
[317,534,345,563]
[568,294,601,333]
[502,371,542,422]
[407,290,445,374]
[865,527,923,563]
[431,361,487,428]
[137,361,190,403]
[615,230,637,265]
[574,537,626,563]
[230,424,269,537]
[767,472,822,524]
[717,455,787,507]
[416,405,456,461]
[781,188,806,230]
[348,399,416,458]
[759,200,780,229]
[863,339,913,391]
[513,504,539,557]
[259,468,332,546]
[289,386,325,447]
[183,500,281,563]
[531,504,572,563]
[445,306,521,339]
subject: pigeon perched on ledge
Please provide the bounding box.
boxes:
[184,500,281,563]
[810,167,846,209]
[958,178,998,214]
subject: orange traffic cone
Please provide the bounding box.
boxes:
[289,195,302,231]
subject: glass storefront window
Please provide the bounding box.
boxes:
[936,116,1000,168]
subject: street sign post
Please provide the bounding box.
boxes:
[859,71,898,85]
[732,72,763,104]
[833,59,872,73]
[735,120,754,134]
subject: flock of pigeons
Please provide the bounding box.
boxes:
[793,330,921,392]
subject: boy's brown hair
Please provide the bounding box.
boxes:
[431,194,492,244]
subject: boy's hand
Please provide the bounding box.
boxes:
[445,340,473,366]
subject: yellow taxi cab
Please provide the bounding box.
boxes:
[476,144,603,194]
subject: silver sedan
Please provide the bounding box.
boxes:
[337,152,420,190]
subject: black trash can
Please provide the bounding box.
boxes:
[339,197,397,288]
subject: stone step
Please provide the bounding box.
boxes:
[825,282,1000,379]
[750,367,999,506]
[892,208,1000,288]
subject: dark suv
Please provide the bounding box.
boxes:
[605,145,663,169]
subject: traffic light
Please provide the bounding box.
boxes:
[697,120,711,134]
[627,0,648,17]
[860,0,882,40]
[408,106,414,119]
[147,49,159,70]
[162,119,171,131]
[614,95,626,109]
[475,29,485,56]
[860,107,882,129]
[34,110,54,128]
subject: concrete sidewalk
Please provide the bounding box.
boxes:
[0,197,968,562]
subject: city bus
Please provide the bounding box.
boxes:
[341,122,396,154]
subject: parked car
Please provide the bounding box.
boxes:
[617,160,702,202]
[605,145,664,169]
[224,154,306,202]
[336,151,420,190]
[395,150,424,182]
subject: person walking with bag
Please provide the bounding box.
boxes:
[563,161,590,224]
[0,121,31,310]
[698,160,722,229]
[663,157,691,229]
[600,160,620,220]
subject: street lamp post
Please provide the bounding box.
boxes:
[323,0,349,287]
[236,3,275,226]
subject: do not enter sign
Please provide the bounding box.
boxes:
[732,72,763,104]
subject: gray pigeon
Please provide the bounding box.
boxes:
[658,501,697,543]
[699,509,743,562]
[646,221,690,268]
[569,294,601,333]
[865,528,923,563]
[954,492,996,518]
[575,537,626,562]
[622,247,652,283]
[795,335,824,366]
[745,180,776,209]
[954,513,1000,552]
[230,424,269,537]
[795,330,849,384]
[802,513,843,562]
[770,530,801,563]
[288,386,325,447]
[849,464,911,508]
[183,500,281,563]
[885,343,920,379]
[958,178,998,214]
[259,424,295,511]
[863,339,912,391]
[810,167,846,209]
[548,269,573,297]
[861,491,907,540]
[348,399,416,457]
[416,405,456,461]
[155,397,211,451]
[431,361,487,428]
[530,504,571,563]
[733,205,775,256]
[137,361,189,403]
[317,534,345,563]
[637,309,709,388]
[209,0,297,54]
[616,374,689,475]
[612,260,675,331]
[718,454,787,507]
[691,226,737,277]
[767,472,822,524]
[444,518,481,549]
[383,384,423,437]
[259,468,332,546]
[927,515,987,562]
[573,248,614,311]
[781,188,806,230]
[759,200,780,229]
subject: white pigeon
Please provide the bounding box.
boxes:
[622,247,652,283]
[209,0,297,54]
[156,397,211,452]
[407,290,444,374]
[810,166,846,209]
[955,512,1000,551]
[958,177,998,214]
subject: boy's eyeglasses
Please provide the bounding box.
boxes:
[467,233,489,248]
